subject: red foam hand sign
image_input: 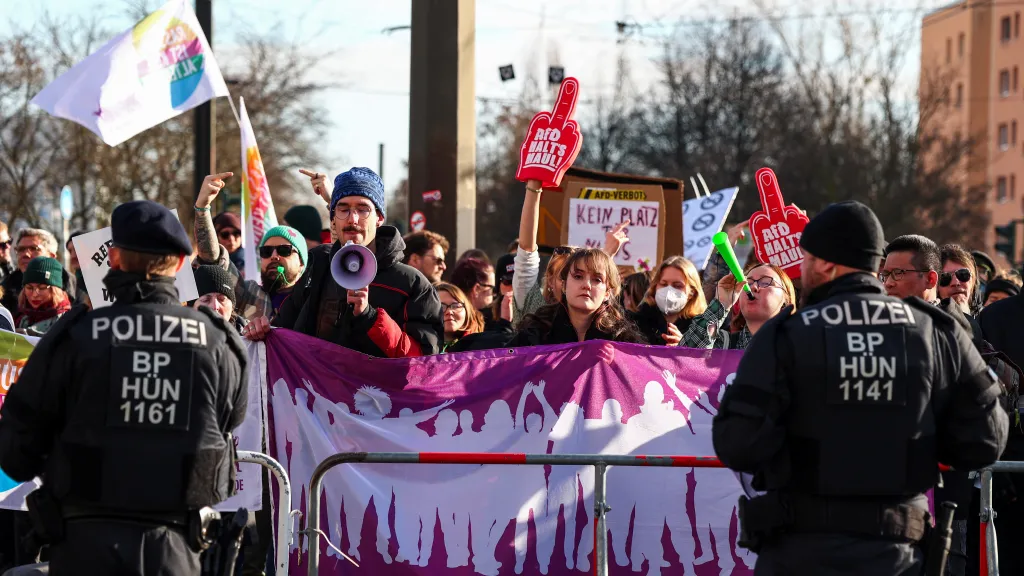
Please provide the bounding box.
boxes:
[748,168,810,279]
[516,77,583,188]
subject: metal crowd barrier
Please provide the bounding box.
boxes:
[979,460,1024,576]
[296,452,1024,576]
[236,450,293,576]
[299,452,720,576]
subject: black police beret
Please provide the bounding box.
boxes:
[111,200,193,256]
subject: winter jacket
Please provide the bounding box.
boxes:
[509,304,646,347]
[629,302,694,346]
[273,226,443,357]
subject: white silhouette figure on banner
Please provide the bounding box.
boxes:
[271,379,323,554]
[356,387,453,565]
[469,398,519,576]
[577,399,625,572]
[304,380,356,560]
[437,409,480,569]
[512,382,558,575]
[622,372,692,576]
[681,380,738,575]
[547,400,585,571]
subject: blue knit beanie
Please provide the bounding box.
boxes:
[330,167,386,220]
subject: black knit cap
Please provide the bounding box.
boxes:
[193,265,237,306]
[111,200,192,256]
[284,205,323,242]
[799,201,885,272]
[495,253,515,282]
[985,278,1020,301]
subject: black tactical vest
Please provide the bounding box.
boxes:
[776,285,940,496]
[48,302,237,512]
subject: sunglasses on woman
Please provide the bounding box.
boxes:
[938,268,971,287]
[259,245,296,259]
[219,229,241,240]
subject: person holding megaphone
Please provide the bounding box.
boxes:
[244,167,443,358]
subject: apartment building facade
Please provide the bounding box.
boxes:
[922,1,1024,268]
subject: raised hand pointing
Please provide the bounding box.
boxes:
[196,172,234,209]
[299,169,331,205]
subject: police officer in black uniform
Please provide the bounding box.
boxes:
[712,201,1008,576]
[0,201,248,576]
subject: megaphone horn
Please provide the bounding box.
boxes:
[331,241,378,290]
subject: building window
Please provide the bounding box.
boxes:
[1002,16,1012,42]
[1000,124,1010,150]
[1001,69,1011,96]
[998,177,1009,203]
[955,83,963,108]
[1017,13,1021,38]
[959,33,966,57]
[1015,120,1019,146]
[1014,174,1019,200]
[1016,67,1020,91]
[947,38,952,62]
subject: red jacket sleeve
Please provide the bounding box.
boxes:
[366,308,424,358]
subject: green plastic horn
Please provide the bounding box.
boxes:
[712,232,752,295]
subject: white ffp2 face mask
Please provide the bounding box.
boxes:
[655,286,688,315]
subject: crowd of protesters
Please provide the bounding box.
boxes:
[0,163,1021,576]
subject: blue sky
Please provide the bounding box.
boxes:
[9,0,949,198]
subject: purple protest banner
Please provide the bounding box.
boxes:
[263,329,751,576]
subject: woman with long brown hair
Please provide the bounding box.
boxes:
[513,178,629,326]
[683,261,796,349]
[511,248,644,346]
[630,256,707,346]
[435,282,485,352]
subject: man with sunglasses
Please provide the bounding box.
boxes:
[714,201,1008,576]
[246,167,443,358]
[212,211,245,274]
[256,226,308,316]
[938,245,979,316]
[403,230,449,283]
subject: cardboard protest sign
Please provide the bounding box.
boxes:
[516,78,583,188]
[73,209,199,307]
[563,184,665,271]
[537,168,683,268]
[683,187,739,270]
[748,168,809,279]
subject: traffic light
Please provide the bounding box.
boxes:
[994,222,1017,264]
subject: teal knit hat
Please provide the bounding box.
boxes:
[258,226,308,266]
[24,256,64,289]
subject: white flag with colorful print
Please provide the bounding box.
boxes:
[30,0,229,147]
[239,97,278,283]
